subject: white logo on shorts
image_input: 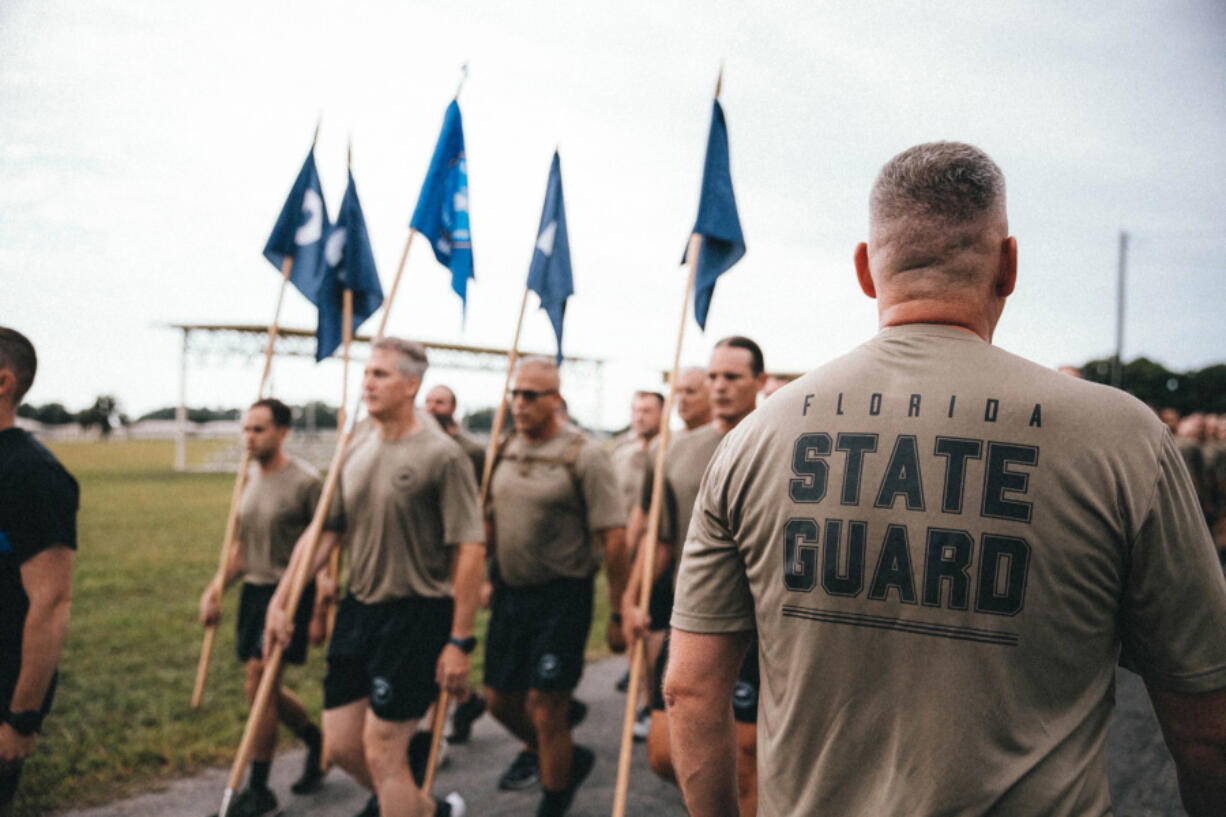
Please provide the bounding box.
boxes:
[537,653,561,681]
[732,680,757,713]
[372,677,393,707]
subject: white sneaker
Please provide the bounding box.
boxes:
[444,791,466,817]
[632,706,651,741]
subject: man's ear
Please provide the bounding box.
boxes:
[854,243,876,298]
[996,237,1018,297]
[0,369,13,401]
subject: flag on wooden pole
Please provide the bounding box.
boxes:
[682,98,745,330]
[316,170,384,360]
[411,100,474,312]
[263,148,331,306]
[526,151,573,363]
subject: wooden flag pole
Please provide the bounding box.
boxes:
[611,234,700,817]
[324,289,354,642]
[192,257,294,710]
[219,217,420,816]
[421,284,531,796]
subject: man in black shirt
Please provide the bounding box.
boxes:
[0,327,78,812]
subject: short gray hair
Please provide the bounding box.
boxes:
[373,337,428,380]
[870,142,1005,226]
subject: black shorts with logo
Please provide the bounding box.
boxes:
[236,581,316,666]
[652,631,759,724]
[324,594,453,722]
[484,576,593,693]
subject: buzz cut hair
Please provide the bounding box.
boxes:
[634,390,665,409]
[714,335,765,377]
[250,397,293,428]
[870,141,1006,226]
[373,337,429,380]
[0,326,37,404]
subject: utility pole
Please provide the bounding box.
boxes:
[1112,231,1129,389]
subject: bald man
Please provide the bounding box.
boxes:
[666,142,1226,817]
[424,385,485,482]
[483,358,625,817]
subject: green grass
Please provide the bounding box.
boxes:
[12,440,611,815]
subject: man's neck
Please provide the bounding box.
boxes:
[636,429,658,450]
[257,450,289,475]
[877,300,995,342]
[522,418,561,444]
[375,407,421,441]
[0,406,14,432]
[715,408,753,434]
[684,415,712,431]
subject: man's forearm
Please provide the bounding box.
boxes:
[603,527,628,606]
[450,542,486,638]
[11,597,70,712]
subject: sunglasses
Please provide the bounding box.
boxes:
[510,389,558,402]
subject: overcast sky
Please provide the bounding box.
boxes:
[3,0,1224,428]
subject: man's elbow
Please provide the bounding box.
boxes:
[662,665,713,713]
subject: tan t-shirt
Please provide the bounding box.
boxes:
[640,424,725,547]
[673,324,1226,817]
[610,438,649,519]
[327,424,483,603]
[237,456,321,586]
[489,429,625,588]
[452,427,486,483]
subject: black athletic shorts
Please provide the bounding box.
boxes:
[324,594,453,722]
[647,568,674,632]
[484,576,593,693]
[652,631,759,724]
[0,663,57,806]
[236,581,316,665]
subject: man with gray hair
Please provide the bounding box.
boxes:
[267,337,484,817]
[0,327,77,813]
[666,143,1226,816]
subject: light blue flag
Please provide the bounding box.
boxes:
[315,171,384,362]
[410,100,474,312]
[681,99,745,331]
[525,152,573,363]
[263,149,330,305]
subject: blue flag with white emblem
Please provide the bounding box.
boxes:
[410,101,474,313]
[263,149,330,306]
[525,152,573,364]
[682,99,745,331]
[315,171,384,361]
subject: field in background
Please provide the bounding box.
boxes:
[14,440,612,815]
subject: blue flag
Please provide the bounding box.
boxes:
[525,152,573,364]
[315,171,384,362]
[410,100,474,312]
[263,149,330,305]
[682,99,745,331]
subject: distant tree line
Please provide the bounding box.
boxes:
[17,395,129,436]
[1079,358,1226,414]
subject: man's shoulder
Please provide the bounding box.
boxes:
[0,428,77,493]
[284,454,322,484]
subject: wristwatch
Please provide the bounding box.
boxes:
[5,709,41,736]
[448,636,478,654]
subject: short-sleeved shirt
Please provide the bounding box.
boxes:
[672,324,1226,817]
[0,428,79,661]
[489,428,625,588]
[236,456,321,586]
[450,427,486,483]
[327,424,483,603]
[640,424,725,547]
[610,438,649,519]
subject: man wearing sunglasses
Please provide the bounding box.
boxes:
[483,357,626,817]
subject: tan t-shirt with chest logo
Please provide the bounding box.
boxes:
[237,455,321,586]
[328,425,483,603]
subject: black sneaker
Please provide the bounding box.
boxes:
[215,785,277,817]
[290,752,325,795]
[352,794,378,817]
[498,749,541,790]
[615,669,630,692]
[535,745,595,817]
[449,694,486,744]
[566,698,588,729]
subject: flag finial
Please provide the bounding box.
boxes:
[715,64,724,99]
[454,61,470,101]
[312,115,322,147]
[347,137,352,169]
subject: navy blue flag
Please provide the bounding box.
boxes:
[682,99,745,330]
[263,149,330,305]
[410,100,474,312]
[525,152,573,364]
[315,171,384,361]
